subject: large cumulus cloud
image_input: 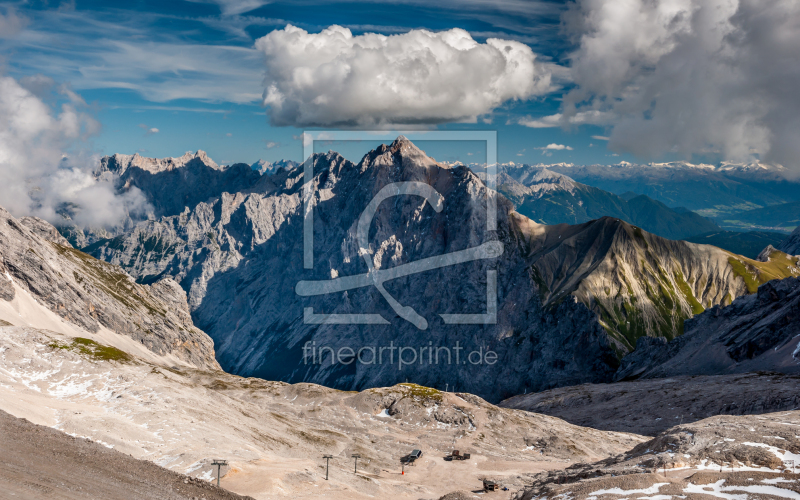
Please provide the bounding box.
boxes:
[0,75,149,227]
[256,25,554,127]
[559,0,800,168]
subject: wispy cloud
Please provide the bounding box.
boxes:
[536,143,573,152]
[3,9,263,104]
[138,124,160,135]
[519,110,614,128]
[0,6,28,39]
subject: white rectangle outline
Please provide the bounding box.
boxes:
[303,130,497,269]
[301,130,498,326]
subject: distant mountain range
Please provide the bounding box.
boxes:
[545,161,800,214]
[469,160,800,232]
[56,139,800,402]
[496,166,720,240]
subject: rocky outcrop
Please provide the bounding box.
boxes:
[80,138,800,400]
[0,207,219,370]
[778,225,800,255]
[19,216,73,246]
[251,159,299,175]
[616,275,800,380]
[515,410,800,500]
[95,150,262,218]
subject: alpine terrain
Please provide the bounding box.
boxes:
[496,166,720,240]
[73,138,800,402]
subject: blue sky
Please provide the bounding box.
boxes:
[1,0,773,167]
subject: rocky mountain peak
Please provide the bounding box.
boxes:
[358,136,440,173]
[501,166,578,199]
[98,150,221,177]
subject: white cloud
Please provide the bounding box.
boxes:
[0,76,149,227]
[535,144,573,156]
[540,144,573,151]
[591,135,609,141]
[560,0,800,169]
[518,110,613,128]
[263,140,280,149]
[138,124,159,136]
[256,25,553,127]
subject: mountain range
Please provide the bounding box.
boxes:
[60,138,800,402]
[482,160,800,232]
[2,139,800,499]
[544,161,800,215]
[496,166,720,240]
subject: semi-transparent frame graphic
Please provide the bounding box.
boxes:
[296,131,499,329]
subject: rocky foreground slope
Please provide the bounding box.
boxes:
[0,409,252,500]
[512,411,800,500]
[0,324,643,500]
[77,138,800,400]
[500,372,800,436]
[0,207,219,369]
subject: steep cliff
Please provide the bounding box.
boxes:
[0,206,219,370]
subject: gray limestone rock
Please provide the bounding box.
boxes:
[0,206,219,370]
[778,225,800,255]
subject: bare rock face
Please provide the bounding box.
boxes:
[79,138,800,401]
[19,216,73,247]
[0,272,13,302]
[616,275,800,380]
[0,208,219,370]
[778,225,800,255]
[94,150,262,219]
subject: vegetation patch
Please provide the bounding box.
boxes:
[673,269,705,315]
[48,337,132,363]
[727,250,799,293]
[398,383,443,402]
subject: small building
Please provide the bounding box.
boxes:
[483,479,500,492]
